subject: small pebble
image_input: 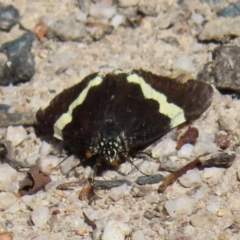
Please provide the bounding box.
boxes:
[95,217,108,229]
[109,183,129,201]
[172,56,195,73]
[39,141,51,157]
[165,196,195,219]
[0,223,7,233]
[151,139,177,158]
[0,192,18,210]
[60,155,76,175]
[26,153,40,166]
[47,15,87,42]
[201,168,225,186]
[177,143,193,158]
[39,156,60,174]
[0,4,20,31]
[119,0,139,7]
[143,210,154,220]
[198,132,215,143]
[0,164,17,191]
[132,230,145,240]
[5,126,27,147]
[207,203,220,214]
[69,218,85,231]
[191,12,204,25]
[102,219,132,240]
[20,9,46,31]
[74,11,87,22]
[215,134,230,149]
[111,14,124,28]
[31,206,50,228]
[22,193,48,209]
[179,170,202,188]
[193,142,218,155]
[190,210,218,230]
[89,3,116,19]
[136,174,164,185]
[4,181,19,194]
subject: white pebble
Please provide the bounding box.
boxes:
[39,156,60,174]
[0,164,17,191]
[95,217,108,229]
[207,203,220,214]
[194,186,211,200]
[26,153,40,165]
[152,139,177,158]
[4,181,19,193]
[22,192,48,209]
[102,220,132,240]
[193,142,218,155]
[119,0,139,7]
[198,132,215,143]
[111,14,124,28]
[5,126,27,147]
[179,170,202,188]
[165,196,195,219]
[74,11,87,22]
[7,199,24,213]
[139,161,159,175]
[28,132,37,140]
[31,206,50,228]
[190,210,217,230]
[191,12,204,25]
[90,3,116,19]
[172,56,194,73]
[0,192,18,210]
[202,168,225,186]
[132,230,145,240]
[69,218,84,231]
[117,161,132,175]
[39,141,51,157]
[60,155,76,175]
[177,144,193,158]
[45,180,63,192]
[109,183,129,202]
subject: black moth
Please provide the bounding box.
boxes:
[36,69,213,171]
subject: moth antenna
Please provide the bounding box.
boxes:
[120,152,150,176]
[52,155,75,172]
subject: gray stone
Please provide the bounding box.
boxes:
[0,3,20,31]
[47,14,88,42]
[0,32,35,85]
[217,2,240,17]
[197,46,240,93]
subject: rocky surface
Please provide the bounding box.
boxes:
[1,0,240,239]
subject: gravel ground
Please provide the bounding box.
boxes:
[1,0,240,239]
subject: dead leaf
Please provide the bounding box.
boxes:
[19,165,51,196]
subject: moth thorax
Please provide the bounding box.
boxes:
[98,138,121,163]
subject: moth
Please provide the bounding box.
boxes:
[35,69,213,172]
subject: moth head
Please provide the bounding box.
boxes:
[97,138,123,166]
